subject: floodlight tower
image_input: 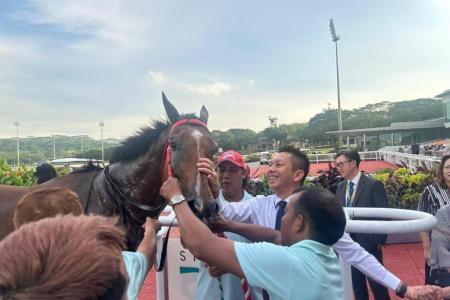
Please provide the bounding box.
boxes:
[13,121,20,166]
[99,122,104,161]
[329,19,343,148]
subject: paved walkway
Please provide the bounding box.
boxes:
[138,242,425,300]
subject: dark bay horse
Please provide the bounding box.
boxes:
[0,93,218,249]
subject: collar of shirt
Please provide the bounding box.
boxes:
[348,171,362,187]
[271,194,285,208]
[290,239,334,258]
[219,190,253,202]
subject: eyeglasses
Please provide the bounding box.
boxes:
[334,160,351,168]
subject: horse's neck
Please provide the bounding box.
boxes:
[42,171,99,202]
[108,155,163,206]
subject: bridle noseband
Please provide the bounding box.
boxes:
[161,118,209,179]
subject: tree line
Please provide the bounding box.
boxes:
[0,97,444,164]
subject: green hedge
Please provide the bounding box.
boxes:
[0,159,36,186]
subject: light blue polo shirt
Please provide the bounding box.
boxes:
[234,239,343,300]
[122,251,149,300]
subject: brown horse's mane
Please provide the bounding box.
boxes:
[110,114,198,164]
[71,163,103,174]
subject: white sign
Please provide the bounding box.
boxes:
[158,231,199,300]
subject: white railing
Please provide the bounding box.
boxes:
[378,150,441,170]
[307,151,382,163]
[308,150,442,171]
[340,207,436,300]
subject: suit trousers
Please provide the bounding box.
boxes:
[351,245,390,300]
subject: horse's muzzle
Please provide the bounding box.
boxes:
[188,199,219,221]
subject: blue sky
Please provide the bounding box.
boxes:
[0,0,449,139]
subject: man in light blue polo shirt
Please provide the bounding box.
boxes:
[160,179,347,300]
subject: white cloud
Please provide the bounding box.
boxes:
[182,82,234,97]
[148,71,167,85]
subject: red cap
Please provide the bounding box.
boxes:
[217,150,247,169]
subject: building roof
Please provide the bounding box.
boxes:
[326,118,444,135]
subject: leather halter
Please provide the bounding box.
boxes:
[161,118,209,179]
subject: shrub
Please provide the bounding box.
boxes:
[247,175,273,196]
[0,158,36,186]
[377,167,433,209]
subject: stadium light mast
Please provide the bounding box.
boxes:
[99,122,104,161]
[329,18,343,148]
[13,121,20,166]
[53,135,56,159]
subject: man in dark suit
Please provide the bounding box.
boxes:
[335,149,390,300]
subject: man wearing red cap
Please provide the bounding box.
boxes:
[217,150,251,203]
[195,150,261,300]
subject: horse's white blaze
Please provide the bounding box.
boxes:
[192,129,204,205]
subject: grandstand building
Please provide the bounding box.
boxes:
[327,92,450,151]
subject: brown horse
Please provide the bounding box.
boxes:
[0,93,218,249]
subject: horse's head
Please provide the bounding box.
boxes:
[162,93,219,219]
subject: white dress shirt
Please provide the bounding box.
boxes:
[219,193,401,291]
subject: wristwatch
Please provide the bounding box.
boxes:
[169,194,186,207]
[395,282,408,298]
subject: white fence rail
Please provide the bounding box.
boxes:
[307,151,382,163]
[378,150,441,170]
[308,150,442,172]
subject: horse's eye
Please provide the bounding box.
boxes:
[170,141,177,150]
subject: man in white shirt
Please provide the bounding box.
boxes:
[199,145,441,300]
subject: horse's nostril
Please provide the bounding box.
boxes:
[213,202,219,214]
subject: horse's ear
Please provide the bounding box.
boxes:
[199,105,209,124]
[162,91,180,123]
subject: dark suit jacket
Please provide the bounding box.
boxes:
[336,173,390,249]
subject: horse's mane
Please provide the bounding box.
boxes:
[110,114,198,163]
[71,162,104,174]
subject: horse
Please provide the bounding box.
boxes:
[0,93,218,249]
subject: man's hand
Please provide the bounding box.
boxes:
[160,177,183,203]
[206,263,226,278]
[405,285,443,300]
[197,158,220,199]
[208,215,231,233]
[142,217,161,236]
[443,286,450,299]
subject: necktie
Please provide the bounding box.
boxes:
[347,181,354,207]
[275,201,287,231]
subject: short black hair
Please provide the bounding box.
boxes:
[293,187,346,246]
[335,149,361,168]
[278,145,310,185]
[34,163,58,184]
